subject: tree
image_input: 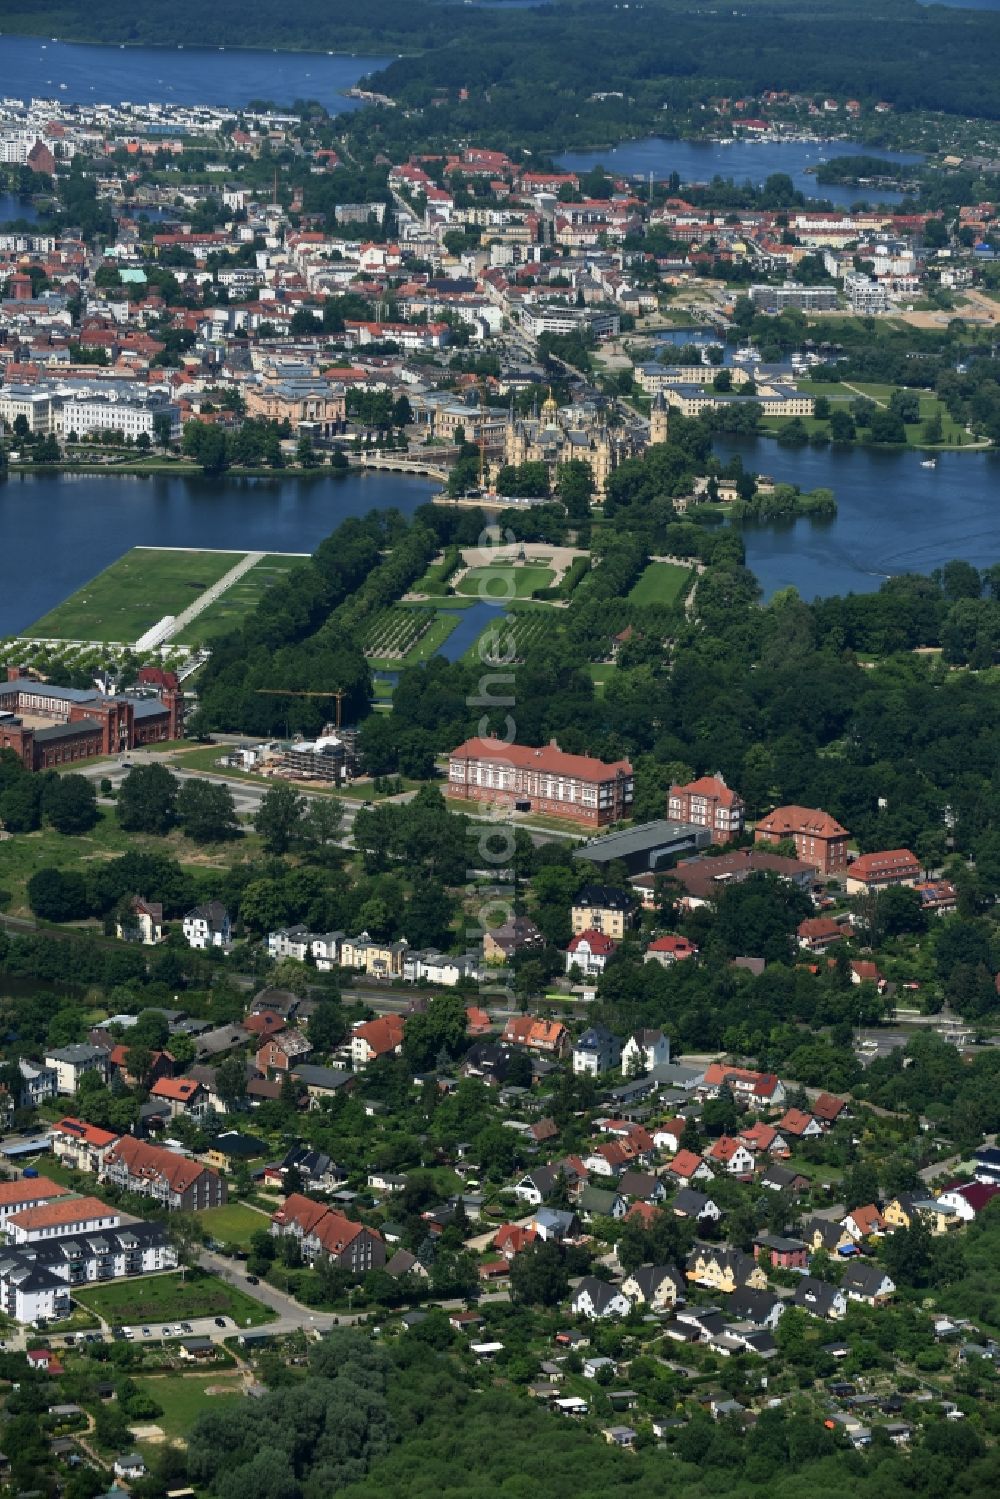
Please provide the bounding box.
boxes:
[509,1240,570,1306]
[556,459,595,519]
[215,1055,247,1108]
[253,783,305,855]
[0,775,43,832]
[297,797,345,864]
[27,866,91,921]
[116,763,179,834]
[42,773,99,834]
[176,778,240,843]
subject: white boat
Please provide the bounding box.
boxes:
[920,458,936,468]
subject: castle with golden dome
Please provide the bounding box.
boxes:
[502,390,669,499]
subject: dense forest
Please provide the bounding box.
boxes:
[9,1,1000,147]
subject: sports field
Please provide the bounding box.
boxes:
[28,548,242,643]
[628,561,690,607]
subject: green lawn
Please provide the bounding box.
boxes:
[456,563,554,600]
[586,663,618,696]
[176,554,306,647]
[28,547,244,643]
[134,1372,245,1441]
[198,1203,271,1248]
[628,562,690,607]
[75,1270,275,1327]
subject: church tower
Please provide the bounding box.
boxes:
[650,390,670,446]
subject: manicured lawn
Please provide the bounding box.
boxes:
[456,563,554,600]
[628,562,690,607]
[134,1372,245,1441]
[177,554,306,647]
[198,1203,271,1248]
[28,547,243,643]
[75,1270,275,1327]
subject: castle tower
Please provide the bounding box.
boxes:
[650,389,670,446]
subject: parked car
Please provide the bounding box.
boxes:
[246,1275,259,1285]
[141,1326,152,1337]
[214,1316,227,1328]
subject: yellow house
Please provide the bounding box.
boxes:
[884,1195,959,1236]
[686,1247,767,1294]
[339,932,409,978]
[571,885,638,942]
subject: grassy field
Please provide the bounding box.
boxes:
[790,380,974,447]
[176,554,305,647]
[456,563,554,600]
[198,1203,271,1248]
[75,1270,275,1327]
[0,805,246,918]
[628,562,690,607]
[134,1372,245,1441]
[28,548,243,643]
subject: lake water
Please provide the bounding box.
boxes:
[0,36,390,110]
[557,138,924,210]
[715,436,1000,599]
[0,469,436,637]
[0,193,39,223]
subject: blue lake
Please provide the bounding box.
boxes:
[0,469,436,638]
[715,436,1000,600]
[0,36,390,109]
[557,138,924,210]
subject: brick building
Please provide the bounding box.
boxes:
[448,736,633,826]
[270,1193,385,1271]
[667,774,745,843]
[754,805,849,875]
[845,848,922,895]
[0,667,183,771]
[100,1137,226,1211]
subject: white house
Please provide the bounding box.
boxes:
[268,925,314,962]
[182,901,232,951]
[571,1276,631,1320]
[565,930,617,977]
[16,1058,57,1108]
[652,1121,684,1153]
[44,1044,110,1096]
[621,1029,670,1077]
[310,932,344,971]
[409,951,481,986]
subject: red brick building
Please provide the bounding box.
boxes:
[754,804,849,875]
[0,666,183,771]
[448,736,633,826]
[667,774,745,843]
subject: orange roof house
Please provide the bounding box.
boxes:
[755,805,849,875]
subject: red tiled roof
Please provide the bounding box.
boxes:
[53,1117,118,1148]
[670,775,741,808]
[353,1015,405,1056]
[567,929,617,955]
[150,1077,201,1103]
[8,1196,115,1231]
[450,736,632,782]
[779,1108,817,1137]
[105,1136,214,1195]
[756,805,848,840]
[812,1093,846,1122]
[668,1149,705,1179]
[848,848,920,880]
[0,1177,69,1207]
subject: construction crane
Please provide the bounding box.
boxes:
[256,687,345,729]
